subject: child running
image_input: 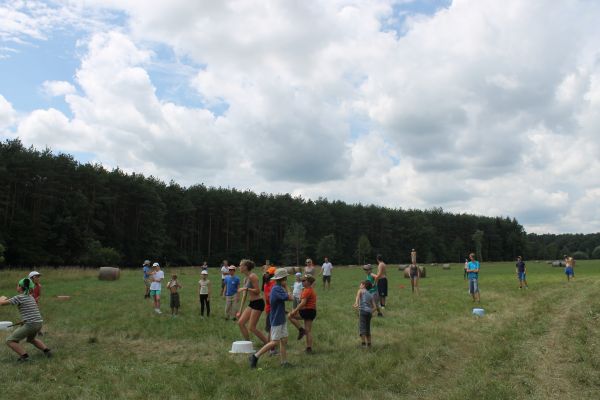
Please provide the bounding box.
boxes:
[150,262,164,314]
[198,270,211,318]
[237,259,269,346]
[353,280,377,347]
[167,274,182,317]
[0,278,52,361]
[516,256,528,289]
[249,268,293,368]
[288,275,317,353]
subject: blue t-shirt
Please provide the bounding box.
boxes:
[143,265,151,279]
[467,261,480,279]
[224,275,240,296]
[269,284,289,326]
[516,261,525,273]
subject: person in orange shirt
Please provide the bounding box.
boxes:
[288,275,317,354]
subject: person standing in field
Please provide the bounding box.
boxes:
[353,280,377,347]
[249,268,293,368]
[375,255,388,310]
[516,256,528,289]
[319,257,333,289]
[409,262,420,294]
[222,265,240,321]
[0,278,52,361]
[466,253,480,302]
[150,262,164,314]
[304,259,316,276]
[564,255,575,281]
[288,274,317,353]
[362,264,383,317]
[143,260,152,298]
[237,259,269,346]
[198,270,211,318]
[220,260,230,293]
[166,274,182,317]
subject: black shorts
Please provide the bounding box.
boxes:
[299,309,317,321]
[378,277,388,297]
[170,292,180,308]
[248,299,265,311]
[323,275,331,283]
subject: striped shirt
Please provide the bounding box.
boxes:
[8,294,43,323]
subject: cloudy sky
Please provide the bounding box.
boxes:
[1,0,600,234]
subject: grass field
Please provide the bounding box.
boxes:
[1,261,599,400]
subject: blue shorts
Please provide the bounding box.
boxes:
[518,272,526,281]
[565,267,574,277]
[469,278,479,294]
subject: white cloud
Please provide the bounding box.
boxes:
[5,0,600,233]
[0,94,16,129]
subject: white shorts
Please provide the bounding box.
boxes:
[270,324,288,341]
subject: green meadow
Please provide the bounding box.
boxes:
[1,262,599,399]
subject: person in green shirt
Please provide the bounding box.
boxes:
[362,264,383,317]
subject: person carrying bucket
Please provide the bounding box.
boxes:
[0,278,52,361]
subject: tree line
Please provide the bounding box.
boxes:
[1,139,530,268]
[526,233,600,261]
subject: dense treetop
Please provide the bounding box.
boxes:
[1,138,575,268]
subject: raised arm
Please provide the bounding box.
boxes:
[0,296,11,306]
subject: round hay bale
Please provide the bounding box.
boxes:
[285,267,296,275]
[442,263,451,270]
[98,267,120,281]
[403,266,427,278]
[551,260,565,268]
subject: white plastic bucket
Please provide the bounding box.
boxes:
[472,308,485,317]
[0,321,14,331]
[229,340,255,354]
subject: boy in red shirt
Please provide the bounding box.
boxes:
[288,275,317,353]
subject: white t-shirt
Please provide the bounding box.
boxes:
[220,266,228,279]
[199,279,210,295]
[150,270,164,290]
[293,281,303,299]
[321,262,333,276]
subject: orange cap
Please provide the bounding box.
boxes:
[267,267,277,275]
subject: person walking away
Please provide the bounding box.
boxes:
[375,255,388,310]
[0,278,52,361]
[167,274,182,317]
[198,270,211,317]
[319,257,333,289]
[467,253,480,302]
[222,265,240,321]
[288,275,317,353]
[237,259,269,345]
[516,256,528,289]
[249,268,293,368]
[353,280,376,347]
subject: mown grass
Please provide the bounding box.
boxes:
[1,261,599,399]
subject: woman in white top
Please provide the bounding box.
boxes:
[149,263,164,314]
[198,270,211,317]
[304,259,316,276]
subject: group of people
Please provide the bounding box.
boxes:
[0,271,52,362]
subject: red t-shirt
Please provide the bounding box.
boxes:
[301,287,317,310]
[33,283,41,304]
[264,280,275,313]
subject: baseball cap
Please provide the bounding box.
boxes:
[152,262,160,267]
[28,271,41,278]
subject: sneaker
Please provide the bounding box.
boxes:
[155,309,162,314]
[249,354,258,369]
[17,356,29,362]
[361,342,367,347]
[297,328,306,341]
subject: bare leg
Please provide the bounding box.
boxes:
[238,308,251,340]
[7,341,27,356]
[248,309,268,344]
[28,338,49,351]
[255,340,278,357]
[304,319,313,349]
[279,337,288,363]
[288,314,302,330]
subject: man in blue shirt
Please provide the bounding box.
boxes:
[142,260,152,299]
[516,256,528,289]
[222,266,240,320]
[467,253,480,302]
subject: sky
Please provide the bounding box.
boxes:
[1,0,600,234]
